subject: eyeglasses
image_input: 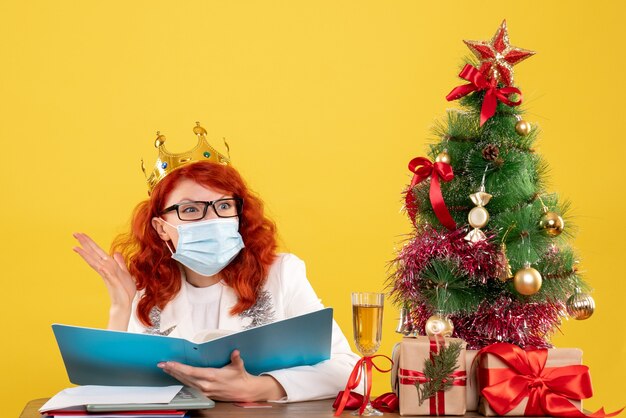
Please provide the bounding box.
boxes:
[161,198,243,221]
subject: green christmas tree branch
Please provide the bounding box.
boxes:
[417,259,487,313]
[416,341,464,406]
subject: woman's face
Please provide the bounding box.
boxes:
[151,178,235,249]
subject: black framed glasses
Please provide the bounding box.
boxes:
[161,198,243,221]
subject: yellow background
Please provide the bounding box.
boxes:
[1,1,625,416]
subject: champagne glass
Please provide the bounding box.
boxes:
[351,292,384,416]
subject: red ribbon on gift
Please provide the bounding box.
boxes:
[446,64,522,126]
[477,343,624,417]
[333,355,393,416]
[397,335,466,416]
[406,157,456,230]
[399,369,467,386]
[399,368,467,415]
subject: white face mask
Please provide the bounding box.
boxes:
[162,218,245,277]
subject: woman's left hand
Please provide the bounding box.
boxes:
[158,350,287,402]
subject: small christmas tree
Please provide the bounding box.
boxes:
[390,20,595,349]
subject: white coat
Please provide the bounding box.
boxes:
[127,253,359,402]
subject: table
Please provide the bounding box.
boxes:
[21,398,488,417]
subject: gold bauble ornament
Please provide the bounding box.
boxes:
[435,150,451,165]
[539,211,565,237]
[513,263,542,295]
[515,120,531,136]
[566,291,595,320]
[425,313,454,337]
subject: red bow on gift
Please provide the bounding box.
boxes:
[477,343,623,417]
[406,157,456,231]
[446,64,522,126]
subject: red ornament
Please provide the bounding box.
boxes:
[464,20,535,86]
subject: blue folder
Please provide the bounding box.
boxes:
[53,308,332,386]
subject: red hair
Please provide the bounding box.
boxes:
[112,162,277,326]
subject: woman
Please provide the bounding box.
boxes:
[73,161,358,402]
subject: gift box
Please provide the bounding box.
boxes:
[466,349,479,412]
[397,336,467,416]
[391,342,401,395]
[477,344,585,416]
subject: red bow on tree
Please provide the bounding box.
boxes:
[446,64,522,126]
[477,343,623,417]
[406,157,456,230]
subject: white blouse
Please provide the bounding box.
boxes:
[183,280,223,334]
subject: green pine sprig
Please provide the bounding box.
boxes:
[415,341,463,406]
[418,259,486,313]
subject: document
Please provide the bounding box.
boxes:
[53,308,333,386]
[39,385,182,412]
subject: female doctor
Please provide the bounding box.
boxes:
[73,160,358,402]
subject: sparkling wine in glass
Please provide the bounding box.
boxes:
[351,292,384,416]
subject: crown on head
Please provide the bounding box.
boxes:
[142,122,230,193]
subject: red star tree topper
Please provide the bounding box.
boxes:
[464,20,535,86]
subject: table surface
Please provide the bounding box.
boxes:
[21,398,488,417]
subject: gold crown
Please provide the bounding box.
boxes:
[142,122,230,193]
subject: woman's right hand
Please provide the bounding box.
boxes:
[73,232,137,331]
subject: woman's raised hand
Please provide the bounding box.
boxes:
[73,232,137,330]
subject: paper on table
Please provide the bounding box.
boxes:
[39,385,183,412]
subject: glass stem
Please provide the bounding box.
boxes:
[362,360,369,408]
